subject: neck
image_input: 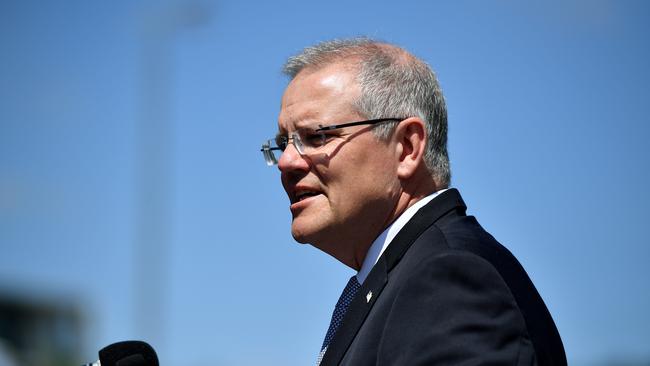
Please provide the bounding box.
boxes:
[392,175,440,223]
[344,177,439,270]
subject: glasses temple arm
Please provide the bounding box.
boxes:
[316,118,402,131]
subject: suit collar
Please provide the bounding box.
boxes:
[357,189,447,284]
[382,188,466,272]
[320,189,466,366]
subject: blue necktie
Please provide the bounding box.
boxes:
[317,276,361,365]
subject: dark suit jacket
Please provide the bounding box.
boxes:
[320,189,566,366]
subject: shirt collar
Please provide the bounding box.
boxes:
[356,189,448,284]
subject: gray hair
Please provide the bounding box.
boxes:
[283,38,450,187]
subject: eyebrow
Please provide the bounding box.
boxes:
[277,119,321,136]
[293,118,322,130]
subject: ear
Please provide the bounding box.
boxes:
[394,117,427,180]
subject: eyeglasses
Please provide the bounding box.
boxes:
[261,118,402,166]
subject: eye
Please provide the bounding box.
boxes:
[303,130,341,148]
[304,132,327,147]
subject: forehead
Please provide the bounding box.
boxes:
[279,63,361,130]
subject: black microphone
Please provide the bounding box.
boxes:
[82,340,159,366]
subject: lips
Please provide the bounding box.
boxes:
[290,185,324,205]
[295,189,320,201]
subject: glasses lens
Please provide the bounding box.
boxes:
[290,131,304,155]
[275,135,288,151]
[261,140,281,166]
[294,129,327,154]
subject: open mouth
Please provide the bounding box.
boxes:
[294,189,321,202]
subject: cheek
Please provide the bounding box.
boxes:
[318,139,397,205]
[351,149,397,190]
[330,158,397,206]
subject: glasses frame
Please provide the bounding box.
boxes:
[261,117,403,166]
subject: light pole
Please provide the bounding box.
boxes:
[134,1,210,353]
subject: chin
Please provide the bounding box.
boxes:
[291,217,328,246]
[291,224,317,244]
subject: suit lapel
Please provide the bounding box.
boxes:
[320,258,388,366]
[382,188,466,272]
[320,189,466,366]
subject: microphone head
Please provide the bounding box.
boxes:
[98,340,159,366]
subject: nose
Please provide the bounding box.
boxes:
[277,142,310,173]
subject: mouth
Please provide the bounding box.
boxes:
[293,189,322,203]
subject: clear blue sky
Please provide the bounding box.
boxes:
[1,0,649,365]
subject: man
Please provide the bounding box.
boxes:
[261,38,566,365]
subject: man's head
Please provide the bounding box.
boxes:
[283,38,450,186]
[272,38,449,268]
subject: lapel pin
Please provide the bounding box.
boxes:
[366,291,373,303]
